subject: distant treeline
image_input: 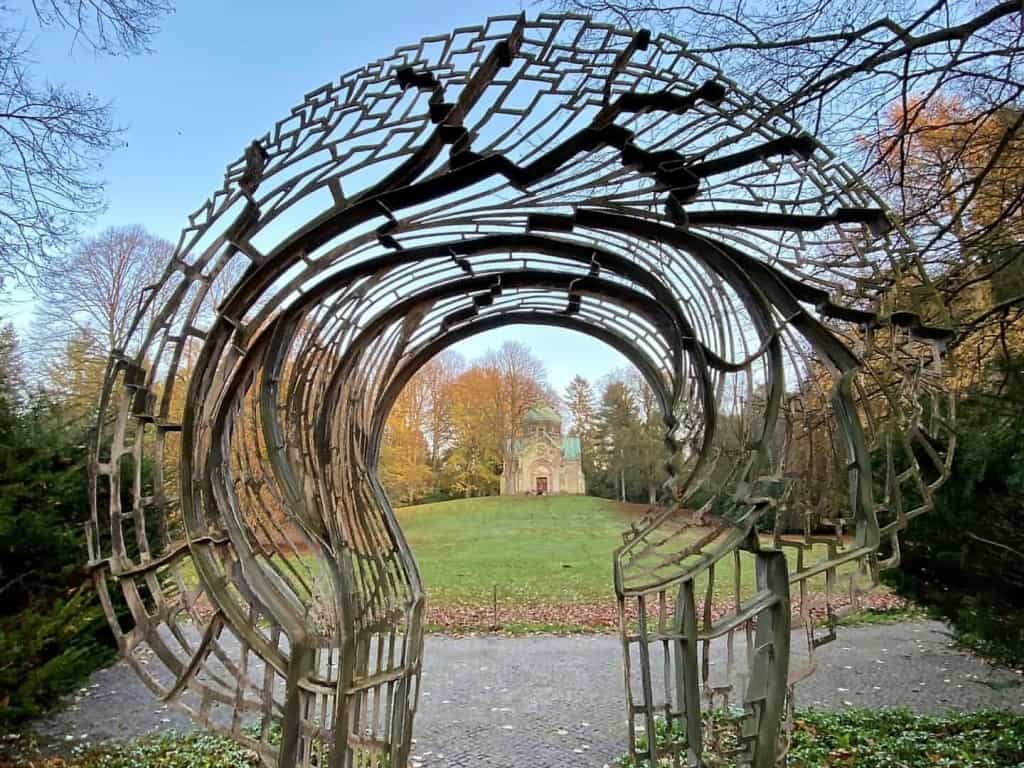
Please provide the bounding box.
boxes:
[378,341,670,505]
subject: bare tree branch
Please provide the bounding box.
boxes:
[31,0,173,55]
[0,1,172,285]
[555,0,1024,357]
[31,224,172,357]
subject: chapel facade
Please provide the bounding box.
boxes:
[500,405,586,495]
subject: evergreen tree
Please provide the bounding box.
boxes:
[0,326,117,723]
[0,395,90,612]
[595,380,642,502]
[889,353,1024,665]
[629,373,668,505]
[0,323,23,400]
[564,375,597,490]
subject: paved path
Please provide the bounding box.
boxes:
[33,621,1024,767]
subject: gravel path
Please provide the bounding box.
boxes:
[32,621,1024,767]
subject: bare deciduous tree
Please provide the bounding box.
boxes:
[31,0,172,55]
[0,0,172,284]
[484,340,550,469]
[418,349,464,470]
[555,0,1024,342]
[32,224,172,355]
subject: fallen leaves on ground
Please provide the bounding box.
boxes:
[425,590,912,636]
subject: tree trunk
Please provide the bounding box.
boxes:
[648,482,656,505]
[620,469,626,502]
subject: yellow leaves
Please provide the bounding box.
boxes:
[381,382,433,504]
[869,94,1024,236]
[378,343,549,502]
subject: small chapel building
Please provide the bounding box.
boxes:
[500,405,586,495]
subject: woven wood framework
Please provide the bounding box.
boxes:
[88,14,954,768]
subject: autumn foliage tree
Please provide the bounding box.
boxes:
[379,342,680,506]
[42,328,109,425]
[555,0,1022,297]
[862,96,1024,654]
[867,97,1024,389]
[445,365,504,498]
[484,342,549,473]
[380,381,434,505]
[418,350,463,470]
[378,342,550,503]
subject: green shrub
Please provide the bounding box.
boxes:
[63,731,259,768]
[619,708,1024,767]
[789,709,1024,767]
[0,586,116,725]
[50,730,380,768]
[887,354,1024,666]
[0,379,118,724]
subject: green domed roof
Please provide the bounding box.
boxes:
[562,436,581,460]
[525,404,561,424]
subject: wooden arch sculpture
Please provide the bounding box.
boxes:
[89,14,955,768]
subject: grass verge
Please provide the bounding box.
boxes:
[12,709,1023,768]
[831,604,925,628]
[620,708,1024,767]
[3,732,258,768]
[178,496,912,635]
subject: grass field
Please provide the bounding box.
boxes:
[396,495,887,633]
[396,495,642,605]
[179,495,894,632]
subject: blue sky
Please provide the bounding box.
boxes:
[15,0,630,393]
[448,325,631,396]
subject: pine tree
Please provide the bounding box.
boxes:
[0,325,92,612]
[595,380,642,502]
[0,325,117,724]
[0,323,23,401]
[628,373,668,505]
[564,375,596,490]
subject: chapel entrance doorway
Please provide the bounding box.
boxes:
[535,476,548,495]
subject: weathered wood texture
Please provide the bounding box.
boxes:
[88,14,954,768]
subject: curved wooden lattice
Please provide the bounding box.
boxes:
[88,14,954,768]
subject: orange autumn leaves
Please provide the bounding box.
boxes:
[380,342,551,504]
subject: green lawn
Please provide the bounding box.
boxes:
[396,495,637,604]
[176,495,877,632]
[397,495,865,610]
